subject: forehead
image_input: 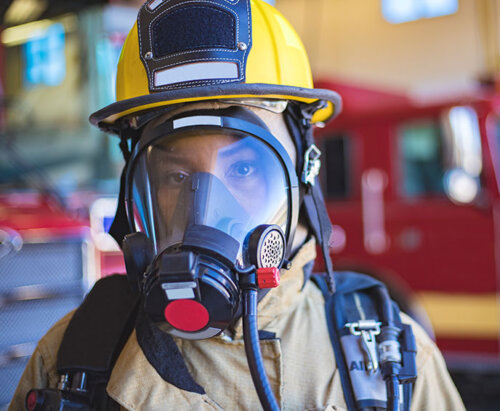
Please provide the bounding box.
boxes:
[141,101,297,165]
[150,131,255,164]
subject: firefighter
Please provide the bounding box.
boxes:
[11,1,465,410]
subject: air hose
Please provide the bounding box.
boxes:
[242,288,280,411]
[375,286,402,411]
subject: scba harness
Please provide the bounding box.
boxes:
[26,272,417,411]
[314,272,417,411]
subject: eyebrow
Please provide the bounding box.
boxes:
[218,138,259,159]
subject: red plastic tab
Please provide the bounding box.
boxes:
[257,267,280,289]
[164,299,209,332]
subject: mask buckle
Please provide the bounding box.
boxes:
[301,144,322,186]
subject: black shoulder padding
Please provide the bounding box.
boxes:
[57,274,140,375]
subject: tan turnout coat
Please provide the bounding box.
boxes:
[10,239,465,410]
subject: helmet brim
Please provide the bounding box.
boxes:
[89,83,342,133]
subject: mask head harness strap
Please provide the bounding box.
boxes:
[108,124,134,248]
[284,100,336,294]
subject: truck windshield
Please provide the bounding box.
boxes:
[398,121,445,197]
[397,106,482,200]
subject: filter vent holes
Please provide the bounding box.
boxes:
[259,230,284,268]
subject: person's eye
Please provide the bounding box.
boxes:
[164,171,189,185]
[227,161,256,178]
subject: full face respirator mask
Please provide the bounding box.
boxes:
[121,106,299,340]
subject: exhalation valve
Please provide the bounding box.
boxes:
[247,225,286,269]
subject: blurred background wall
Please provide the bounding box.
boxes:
[277,0,495,98]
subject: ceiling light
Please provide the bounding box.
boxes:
[4,0,48,26]
[1,19,52,46]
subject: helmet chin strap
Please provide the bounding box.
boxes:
[303,183,335,294]
[284,101,336,294]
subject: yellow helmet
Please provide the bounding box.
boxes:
[89,0,341,130]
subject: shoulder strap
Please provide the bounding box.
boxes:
[313,272,417,411]
[56,274,140,409]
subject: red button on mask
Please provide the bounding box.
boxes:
[164,299,210,331]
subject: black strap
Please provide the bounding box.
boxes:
[299,103,335,294]
[303,186,335,293]
[57,275,140,409]
[57,275,139,374]
[109,125,142,247]
[314,274,358,410]
[56,274,206,406]
[108,166,130,247]
[108,125,135,247]
[313,272,417,411]
[283,102,336,294]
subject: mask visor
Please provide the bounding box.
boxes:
[128,129,290,267]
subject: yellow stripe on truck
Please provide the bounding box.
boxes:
[417,292,500,338]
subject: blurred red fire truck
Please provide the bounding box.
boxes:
[0,193,92,405]
[315,80,500,373]
[0,192,125,405]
